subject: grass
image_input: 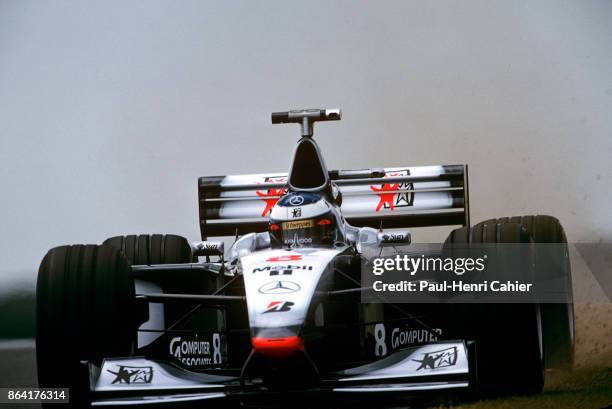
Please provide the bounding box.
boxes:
[428,366,612,409]
[0,291,35,339]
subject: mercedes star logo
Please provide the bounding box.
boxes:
[258,281,301,294]
[288,195,305,206]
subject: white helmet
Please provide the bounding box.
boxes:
[269,192,345,248]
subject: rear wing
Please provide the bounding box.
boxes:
[198,165,469,239]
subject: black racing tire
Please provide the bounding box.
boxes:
[36,245,136,407]
[444,222,544,396]
[102,234,193,265]
[476,216,574,369]
[102,234,198,357]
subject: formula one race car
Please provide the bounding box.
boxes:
[36,109,574,407]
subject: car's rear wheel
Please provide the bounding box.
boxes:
[444,222,544,395]
[102,234,198,335]
[475,215,574,369]
[36,244,136,407]
[102,234,193,265]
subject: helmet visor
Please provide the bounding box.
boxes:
[270,215,335,248]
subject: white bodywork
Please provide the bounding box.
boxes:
[239,247,345,331]
[93,342,470,402]
[210,166,454,220]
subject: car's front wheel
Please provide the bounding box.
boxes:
[444,222,544,396]
[36,244,137,407]
[475,215,574,369]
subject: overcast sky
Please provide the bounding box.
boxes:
[1,0,611,288]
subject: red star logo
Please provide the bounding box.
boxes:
[370,183,400,211]
[256,188,286,217]
[255,177,287,217]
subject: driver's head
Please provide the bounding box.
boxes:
[269,192,344,248]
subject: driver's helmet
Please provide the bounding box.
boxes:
[269,192,344,248]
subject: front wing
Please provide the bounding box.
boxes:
[90,341,473,407]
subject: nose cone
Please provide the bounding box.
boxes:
[246,334,319,388]
[251,335,304,358]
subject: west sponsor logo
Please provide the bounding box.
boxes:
[263,301,294,313]
[169,334,222,367]
[107,365,153,384]
[369,169,414,212]
[413,346,458,370]
[255,176,287,217]
[258,280,301,294]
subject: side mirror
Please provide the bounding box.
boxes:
[356,228,411,253]
[378,231,411,245]
[192,241,224,257]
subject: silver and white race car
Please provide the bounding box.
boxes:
[36,108,574,407]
